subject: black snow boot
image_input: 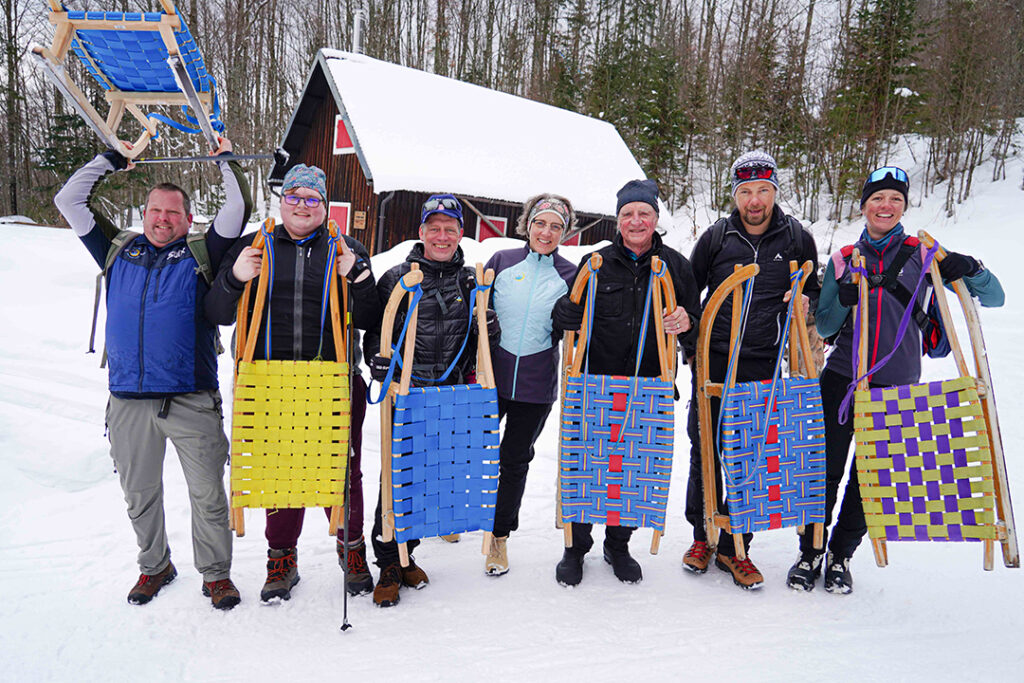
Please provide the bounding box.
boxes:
[786,551,824,591]
[555,549,585,587]
[823,551,853,594]
[603,544,642,584]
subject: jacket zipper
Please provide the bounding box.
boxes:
[511,255,540,399]
[293,244,306,359]
[138,264,153,392]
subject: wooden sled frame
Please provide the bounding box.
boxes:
[852,233,1018,569]
[378,263,498,567]
[557,253,678,555]
[31,0,219,159]
[696,260,824,560]
[228,218,350,537]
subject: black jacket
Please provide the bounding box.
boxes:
[204,227,379,368]
[688,206,820,360]
[363,243,480,385]
[552,232,701,378]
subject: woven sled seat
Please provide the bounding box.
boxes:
[68,10,216,97]
[854,377,997,542]
[720,377,826,534]
[390,384,500,543]
[560,374,673,530]
[231,360,350,509]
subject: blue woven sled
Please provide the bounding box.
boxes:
[558,254,678,554]
[31,1,223,159]
[372,264,501,565]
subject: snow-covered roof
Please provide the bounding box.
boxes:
[311,49,665,222]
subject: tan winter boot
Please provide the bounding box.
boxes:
[485,536,509,576]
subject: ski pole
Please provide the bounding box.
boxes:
[133,149,288,165]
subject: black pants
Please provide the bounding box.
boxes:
[492,397,553,538]
[684,351,775,556]
[371,485,420,569]
[798,368,878,559]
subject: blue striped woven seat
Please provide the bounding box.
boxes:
[720,377,826,533]
[390,384,500,543]
[560,374,674,530]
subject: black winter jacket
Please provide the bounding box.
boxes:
[688,206,820,360]
[204,227,379,368]
[363,243,479,385]
[552,232,701,378]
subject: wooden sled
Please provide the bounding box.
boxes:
[377,263,500,567]
[228,219,351,538]
[851,232,1018,569]
[557,254,678,555]
[31,0,221,158]
[696,261,825,560]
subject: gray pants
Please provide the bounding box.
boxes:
[106,390,232,581]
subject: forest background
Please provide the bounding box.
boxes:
[2,0,1022,232]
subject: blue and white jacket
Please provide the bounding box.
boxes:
[54,151,251,397]
[485,245,576,404]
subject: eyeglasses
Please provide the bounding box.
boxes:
[422,196,461,212]
[531,217,564,231]
[867,166,908,184]
[734,165,775,180]
[283,194,323,208]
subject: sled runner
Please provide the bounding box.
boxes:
[228,219,352,538]
[849,232,1018,569]
[697,261,826,560]
[557,254,678,554]
[373,264,500,567]
[31,0,223,159]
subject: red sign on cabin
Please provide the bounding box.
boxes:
[476,215,506,242]
[328,202,351,235]
[333,115,354,155]
[560,232,580,246]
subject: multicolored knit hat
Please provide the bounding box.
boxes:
[730,150,779,194]
[527,197,571,228]
[281,164,327,200]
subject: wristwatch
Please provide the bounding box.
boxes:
[347,258,370,282]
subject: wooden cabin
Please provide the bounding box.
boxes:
[269,50,665,255]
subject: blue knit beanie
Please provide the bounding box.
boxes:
[282,164,327,200]
[616,179,660,214]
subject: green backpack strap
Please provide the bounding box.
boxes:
[185,232,213,285]
[91,230,138,362]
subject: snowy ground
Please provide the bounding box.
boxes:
[3,152,1024,682]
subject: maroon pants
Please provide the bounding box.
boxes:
[265,375,367,549]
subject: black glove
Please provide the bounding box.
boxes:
[485,309,500,345]
[554,297,584,332]
[938,252,980,282]
[838,281,860,307]
[368,354,391,383]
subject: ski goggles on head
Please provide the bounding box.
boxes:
[283,194,323,208]
[867,166,908,184]
[733,164,776,181]
[422,196,461,212]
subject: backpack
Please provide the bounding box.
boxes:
[89,230,221,364]
[826,236,950,358]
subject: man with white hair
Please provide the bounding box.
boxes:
[681,151,821,589]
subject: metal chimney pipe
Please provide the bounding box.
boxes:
[352,6,367,54]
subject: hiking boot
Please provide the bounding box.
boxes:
[440,533,461,543]
[373,562,403,608]
[682,540,713,574]
[823,552,853,594]
[338,538,374,596]
[786,551,824,592]
[555,549,585,587]
[202,578,241,610]
[127,562,177,605]
[401,557,429,589]
[261,547,299,602]
[603,544,643,584]
[485,536,509,576]
[715,553,764,590]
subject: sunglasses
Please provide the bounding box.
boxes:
[423,196,460,212]
[867,166,908,184]
[283,194,323,208]
[734,165,775,180]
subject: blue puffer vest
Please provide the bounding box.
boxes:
[105,234,218,396]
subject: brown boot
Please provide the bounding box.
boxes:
[439,533,461,543]
[485,536,509,576]
[202,578,242,609]
[261,547,299,602]
[682,541,713,574]
[401,557,429,589]
[373,563,403,608]
[127,562,177,605]
[338,538,374,596]
[715,553,764,590]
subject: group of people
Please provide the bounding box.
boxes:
[55,140,1003,611]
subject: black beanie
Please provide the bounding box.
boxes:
[860,169,909,208]
[616,179,660,214]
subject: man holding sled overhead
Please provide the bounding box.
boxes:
[682,150,821,590]
[787,166,1004,594]
[54,137,252,609]
[552,179,701,586]
[205,164,380,602]
[364,194,500,607]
